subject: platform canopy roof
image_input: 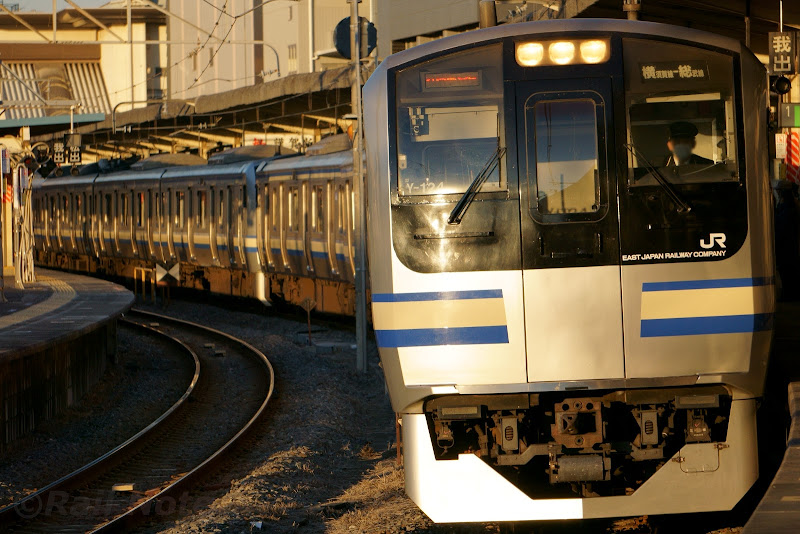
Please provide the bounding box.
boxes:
[28,0,800,160]
[576,0,800,56]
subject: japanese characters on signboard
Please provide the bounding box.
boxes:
[639,61,709,82]
[52,141,65,164]
[777,133,788,159]
[769,32,795,75]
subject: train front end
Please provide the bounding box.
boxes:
[364,19,773,523]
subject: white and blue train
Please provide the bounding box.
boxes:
[363,18,774,523]
[33,16,777,526]
[32,135,359,315]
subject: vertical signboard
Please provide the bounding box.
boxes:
[777,133,788,159]
[770,32,796,74]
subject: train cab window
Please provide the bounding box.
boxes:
[395,44,504,197]
[527,98,601,216]
[623,39,739,185]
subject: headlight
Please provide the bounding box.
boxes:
[515,39,610,67]
[580,40,608,64]
[549,42,576,65]
[516,42,545,66]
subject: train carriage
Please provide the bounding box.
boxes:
[363,18,773,522]
[255,136,358,314]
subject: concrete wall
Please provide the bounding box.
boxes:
[375,0,480,60]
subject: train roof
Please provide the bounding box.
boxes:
[257,149,352,176]
[130,153,207,170]
[207,144,293,165]
[94,167,166,186]
[35,173,97,188]
[374,18,746,75]
[161,159,259,180]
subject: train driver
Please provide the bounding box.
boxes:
[664,121,713,166]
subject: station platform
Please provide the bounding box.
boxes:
[0,268,133,452]
[741,302,800,534]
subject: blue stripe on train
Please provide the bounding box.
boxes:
[372,289,503,303]
[642,277,774,292]
[640,313,774,337]
[270,248,346,261]
[375,325,509,348]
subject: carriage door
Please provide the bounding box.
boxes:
[516,79,624,382]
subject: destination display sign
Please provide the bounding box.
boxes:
[423,71,482,90]
[639,61,709,82]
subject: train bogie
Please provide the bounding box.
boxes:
[364,19,774,522]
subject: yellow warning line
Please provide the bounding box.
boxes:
[0,276,77,330]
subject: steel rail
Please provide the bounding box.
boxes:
[0,319,201,528]
[90,308,275,532]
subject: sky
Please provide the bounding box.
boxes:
[15,1,110,11]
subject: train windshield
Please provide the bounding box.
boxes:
[394,44,504,197]
[623,39,738,186]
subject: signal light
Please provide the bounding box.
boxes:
[773,75,792,96]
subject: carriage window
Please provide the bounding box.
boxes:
[175,191,184,228]
[624,39,738,185]
[120,194,129,225]
[316,186,324,232]
[196,190,207,228]
[219,190,225,226]
[104,194,111,223]
[137,193,145,227]
[395,44,504,196]
[288,187,298,231]
[350,185,355,232]
[311,187,317,231]
[530,99,600,215]
[337,185,344,232]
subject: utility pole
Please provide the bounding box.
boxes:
[349,0,368,373]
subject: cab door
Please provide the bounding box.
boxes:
[515,78,624,382]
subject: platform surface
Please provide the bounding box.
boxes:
[0,268,134,360]
[741,302,800,534]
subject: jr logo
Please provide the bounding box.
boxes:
[700,233,727,249]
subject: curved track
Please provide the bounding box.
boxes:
[0,309,275,533]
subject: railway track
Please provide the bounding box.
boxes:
[0,309,275,533]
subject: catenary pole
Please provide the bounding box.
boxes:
[349,0,368,373]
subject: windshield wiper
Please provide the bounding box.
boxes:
[623,143,691,213]
[448,146,506,225]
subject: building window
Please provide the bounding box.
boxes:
[288,44,297,74]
